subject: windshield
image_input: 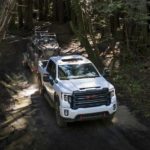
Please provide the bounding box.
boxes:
[58,63,100,80]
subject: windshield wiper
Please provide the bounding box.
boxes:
[84,76,99,78]
[59,77,70,80]
[71,75,99,79]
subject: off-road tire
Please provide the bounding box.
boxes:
[106,114,114,123]
[55,101,67,128]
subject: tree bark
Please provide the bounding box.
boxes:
[39,0,44,20]
[17,0,23,28]
[70,0,104,71]
[57,0,64,24]
[52,0,57,21]
[44,0,49,20]
[24,0,33,30]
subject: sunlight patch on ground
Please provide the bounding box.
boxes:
[113,105,148,131]
[18,84,38,97]
[11,118,27,130]
[12,98,32,110]
[0,84,39,132]
[12,84,38,110]
[62,40,86,56]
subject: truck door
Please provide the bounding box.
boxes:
[44,60,56,101]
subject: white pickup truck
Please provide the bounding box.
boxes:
[38,55,117,127]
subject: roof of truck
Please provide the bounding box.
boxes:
[50,55,91,65]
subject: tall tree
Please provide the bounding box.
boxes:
[17,0,23,28]
[70,0,104,71]
[44,0,49,20]
[57,0,65,23]
[24,0,33,30]
[39,0,44,20]
[0,0,16,40]
[52,0,57,21]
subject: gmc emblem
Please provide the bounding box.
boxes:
[86,95,96,99]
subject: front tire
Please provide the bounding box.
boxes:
[105,114,115,123]
[55,101,67,128]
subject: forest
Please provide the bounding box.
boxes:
[1,0,149,119]
[0,0,150,150]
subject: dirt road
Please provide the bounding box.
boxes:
[0,36,150,150]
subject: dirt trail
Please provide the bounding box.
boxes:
[0,34,150,150]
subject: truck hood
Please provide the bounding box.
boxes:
[58,76,114,93]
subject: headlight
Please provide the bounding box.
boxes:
[110,89,115,98]
[63,94,72,103]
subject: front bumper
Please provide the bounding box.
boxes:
[59,101,117,121]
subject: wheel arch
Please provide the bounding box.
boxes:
[54,92,60,106]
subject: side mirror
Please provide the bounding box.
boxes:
[103,68,110,78]
[43,74,50,82]
[49,76,54,85]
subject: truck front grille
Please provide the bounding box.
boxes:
[71,88,111,109]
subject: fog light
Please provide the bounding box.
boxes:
[64,109,69,116]
[113,104,116,110]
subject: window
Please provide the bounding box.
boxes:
[47,60,56,80]
[47,60,53,73]
[58,63,100,80]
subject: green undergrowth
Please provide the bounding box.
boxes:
[113,58,150,119]
[0,40,25,121]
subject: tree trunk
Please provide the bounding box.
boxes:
[110,14,118,37]
[70,0,104,72]
[44,0,49,20]
[52,0,57,21]
[39,0,44,20]
[64,0,71,21]
[0,0,16,40]
[17,0,23,28]
[57,0,64,24]
[24,0,33,30]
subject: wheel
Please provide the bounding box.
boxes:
[105,114,114,123]
[55,101,67,128]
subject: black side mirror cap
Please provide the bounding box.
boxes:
[43,74,55,85]
[49,77,54,85]
[103,68,110,78]
[43,74,50,82]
